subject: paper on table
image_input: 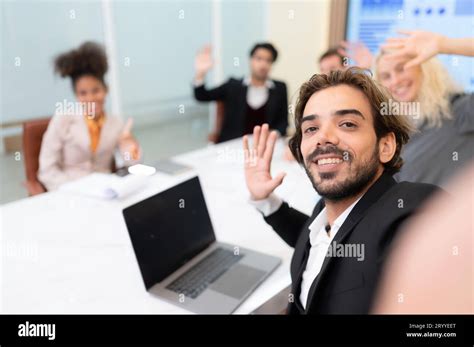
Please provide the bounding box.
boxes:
[58,173,149,200]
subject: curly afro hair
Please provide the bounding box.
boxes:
[54,41,108,89]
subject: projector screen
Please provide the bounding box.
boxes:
[346,0,474,91]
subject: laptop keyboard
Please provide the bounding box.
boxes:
[166,248,244,299]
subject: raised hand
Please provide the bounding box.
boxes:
[120,118,134,139]
[380,30,444,69]
[243,124,286,201]
[194,45,214,81]
[338,41,373,69]
[119,118,141,162]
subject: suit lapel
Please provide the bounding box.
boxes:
[304,172,397,311]
[75,115,93,156]
[293,233,310,289]
[238,81,248,130]
[265,85,276,123]
[290,198,325,311]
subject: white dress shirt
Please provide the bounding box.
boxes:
[242,76,275,109]
[298,197,360,309]
[249,193,362,309]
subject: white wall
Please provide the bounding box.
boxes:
[0,0,329,145]
[0,0,269,130]
[266,0,330,110]
[0,1,105,124]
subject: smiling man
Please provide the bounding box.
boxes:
[243,68,441,314]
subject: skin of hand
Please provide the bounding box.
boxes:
[338,41,374,69]
[194,44,214,81]
[243,124,286,200]
[380,30,445,69]
[119,118,141,161]
[372,162,474,314]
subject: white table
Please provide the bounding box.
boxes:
[0,138,318,314]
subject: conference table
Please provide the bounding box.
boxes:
[0,137,318,314]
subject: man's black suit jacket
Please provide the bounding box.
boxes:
[193,78,288,142]
[263,172,440,314]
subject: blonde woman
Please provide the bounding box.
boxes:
[375,31,474,189]
[39,42,141,191]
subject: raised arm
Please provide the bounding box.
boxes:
[193,45,227,101]
[338,41,374,69]
[118,118,142,166]
[381,30,474,69]
[244,124,309,247]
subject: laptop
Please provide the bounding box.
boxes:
[122,176,281,314]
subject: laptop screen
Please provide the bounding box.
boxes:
[122,176,216,289]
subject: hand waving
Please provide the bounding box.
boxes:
[381,30,444,69]
[338,41,373,69]
[194,45,214,80]
[243,124,286,200]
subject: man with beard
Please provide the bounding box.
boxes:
[243,68,440,314]
[193,43,288,143]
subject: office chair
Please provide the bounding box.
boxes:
[22,116,120,196]
[22,117,51,196]
[208,101,225,143]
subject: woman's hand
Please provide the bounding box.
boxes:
[381,30,445,69]
[119,118,141,162]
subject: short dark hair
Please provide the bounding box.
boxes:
[289,68,414,175]
[319,47,344,65]
[250,42,278,62]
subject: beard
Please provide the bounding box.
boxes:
[304,144,380,202]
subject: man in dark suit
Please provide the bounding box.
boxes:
[243,68,440,314]
[193,43,288,143]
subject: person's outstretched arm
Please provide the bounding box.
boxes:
[193,45,227,101]
[382,30,474,69]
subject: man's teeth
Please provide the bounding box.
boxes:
[317,158,343,165]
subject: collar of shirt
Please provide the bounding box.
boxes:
[308,195,363,246]
[242,76,275,89]
[298,195,363,309]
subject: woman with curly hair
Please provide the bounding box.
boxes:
[39,42,141,191]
